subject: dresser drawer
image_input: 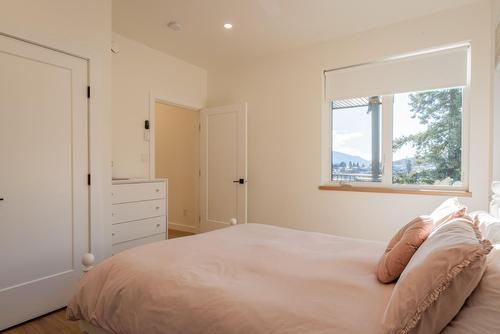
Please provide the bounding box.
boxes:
[112,199,166,223]
[112,182,166,204]
[112,233,166,255]
[112,217,166,244]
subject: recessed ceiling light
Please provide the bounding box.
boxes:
[223,23,233,29]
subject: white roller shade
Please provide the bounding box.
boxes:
[325,46,469,101]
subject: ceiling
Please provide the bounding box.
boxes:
[112,0,480,70]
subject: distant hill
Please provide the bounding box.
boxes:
[333,151,419,169]
[393,157,416,166]
[332,151,369,165]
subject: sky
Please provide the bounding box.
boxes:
[332,93,427,162]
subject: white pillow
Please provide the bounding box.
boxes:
[468,211,500,244]
[430,198,467,227]
[441,212,500,334]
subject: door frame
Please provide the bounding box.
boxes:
[148,93,202,233]
[148,93,201,180]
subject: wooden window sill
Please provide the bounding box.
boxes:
[318,185,472,197]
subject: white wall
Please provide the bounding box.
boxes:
[494,27,500,182]
[208,2,495,241]
[492,0,500,182]
[112,33,207,179]
[0,0,112,260]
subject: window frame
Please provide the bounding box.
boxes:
[321,86,470,193]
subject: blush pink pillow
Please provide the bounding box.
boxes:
[382,218,492,334]
[377,198,467,284]
[377,216,433,283]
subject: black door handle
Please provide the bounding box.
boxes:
[233,179,246,184]
[0,198,3,201]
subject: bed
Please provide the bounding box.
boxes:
[68,224,394,334]
[67,185,500,334]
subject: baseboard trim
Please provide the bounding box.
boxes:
[169,222,198,234]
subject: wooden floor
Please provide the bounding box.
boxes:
[168,229,194,239]
[3,229,194,334]
[3,309,79,334]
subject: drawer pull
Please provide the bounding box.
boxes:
[112,233,115,236]
[156,224,161,228]
[155,189,160,192]
[155,206,160,210]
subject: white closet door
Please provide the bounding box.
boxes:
[200,104,247,232]
[0,34,88,330]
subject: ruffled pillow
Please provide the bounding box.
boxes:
[441,212,500,334]
[430,197,467,227]
[377,198,466,283]
[382,217,492,334]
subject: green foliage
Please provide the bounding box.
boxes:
[393,88,462,185]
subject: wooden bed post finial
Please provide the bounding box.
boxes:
[82,253,95,273]
[490,182,500,218]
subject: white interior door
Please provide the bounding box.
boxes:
[0,34,88,330]
[200,103,247,232]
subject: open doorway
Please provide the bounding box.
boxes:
[154,101,200,236]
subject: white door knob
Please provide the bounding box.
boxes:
[229,218,237,226]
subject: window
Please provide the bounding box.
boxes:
[323,45,469,191]
[331,97,382,183]
[330,88,464,187]
[392,88,463,187]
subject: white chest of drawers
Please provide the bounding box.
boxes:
[111,179,168,254]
